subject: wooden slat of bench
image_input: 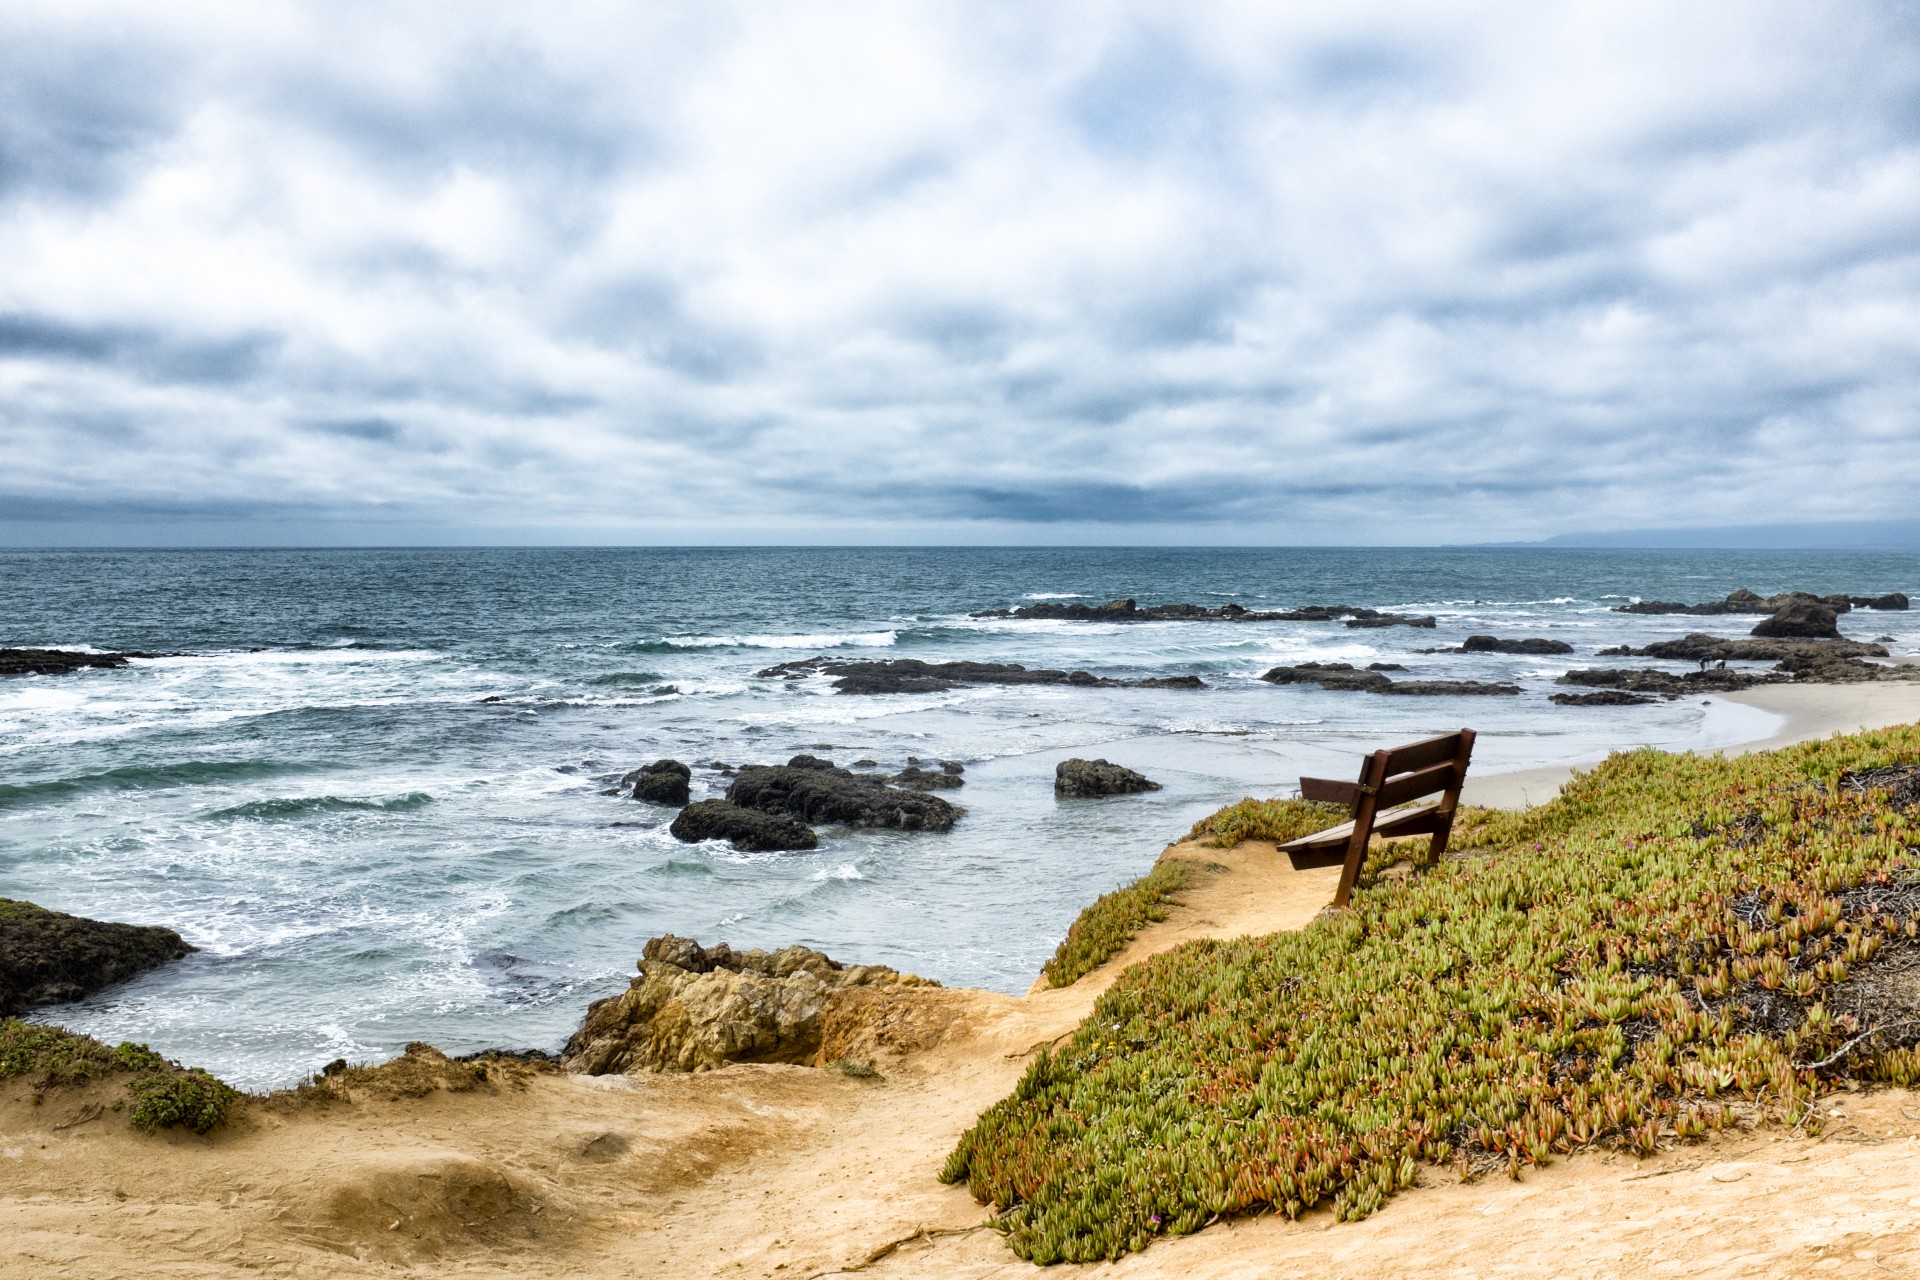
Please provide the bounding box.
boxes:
[1381,732,1467,777]
[1277,795,1445,852]
[1373,760,1459,811]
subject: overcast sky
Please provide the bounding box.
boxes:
[3,1,1919,546]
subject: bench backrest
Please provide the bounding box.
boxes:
[1296,729,1477,908]
[1299,730,1474,814]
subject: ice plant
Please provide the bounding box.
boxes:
[944,727,1920,1263]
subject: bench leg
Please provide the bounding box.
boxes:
[1332,750,1389,908]
[1423,728,1477,866]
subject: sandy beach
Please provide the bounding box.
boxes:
[1463,676,1920,809]
[6,682,1920,1279]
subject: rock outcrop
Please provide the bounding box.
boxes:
[1259,663,1522,696]
[1751,602,1842,640]
[1613,588,1908,617]
[968,600,1436,628]
[1556,667,1780,697]
[0,898,194,1016]
[1435,635,1575,655]
[891,763,964,791]
[757,657,1203,694]
[561,934,935,1073]
[623,759,692,807]
[1550,690,1660,706]
[0,649,134,677]
[1054,759,1161,798]
[668,800,819,852]
[725,755,962,832]
[1628,633,1888,662]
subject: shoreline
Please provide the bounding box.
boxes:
[1463,675,1920,809]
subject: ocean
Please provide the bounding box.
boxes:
[4,545,1918,1090]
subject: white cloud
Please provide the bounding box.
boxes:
[2,0,1918,543]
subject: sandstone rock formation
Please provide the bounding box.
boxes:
[0,898,193,1016]
[561,934,935,1073]
[1054,758,1161,798]
[623,759,692,807]
[668,800,819,852]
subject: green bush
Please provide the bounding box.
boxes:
[1187,797,1352,849]
[0,1019,239,1133]
[945,727,1920,1263]
[1044,861,1199,989]
[127,1069,241,1134]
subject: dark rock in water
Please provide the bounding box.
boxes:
[622,759,692,807]
[1456,635,1574,655]
[1054,758,1161,798]
[726,756,962,831]
[668,800,818,852]
[1632,633,1886,662]
[0,649,133,677]
[1367,662,1406,671]
[851,758,879,768]
[1343,613,1438,629]
[968,600,1435,627]
[1260,662,1521,696]
[1595,646,1633,657]
[561,933,935,1074]
[1557,667,1778,695]
[1263,662,1393,692]
[891,765,964,791]
[1751,603,1842,640]
[0,898,193,1016]
[1551,690,1660,706]
[1612,588,1900,617]
[756,657,1203,694]
[1772,650,1913,684]
[939,760,964,775]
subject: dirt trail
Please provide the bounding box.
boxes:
[6,839,1920,1279]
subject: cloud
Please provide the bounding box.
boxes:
[2,0,1919,545]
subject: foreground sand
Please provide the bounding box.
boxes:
[10,689,1920,1279]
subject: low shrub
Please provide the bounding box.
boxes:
[1186,797,1350,849]
[0,1018,240,1134]
[1044,860,1199,989]
[945,727,1920,1263]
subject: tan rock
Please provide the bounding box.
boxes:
[561,935,935,1074]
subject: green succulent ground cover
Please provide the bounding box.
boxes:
[1187,797,1351,849]
[0,1018,241,1133]
[1043,860,1200,989]
[945,727,1920,1263]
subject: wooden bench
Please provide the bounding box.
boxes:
[1278,729,1476,908]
